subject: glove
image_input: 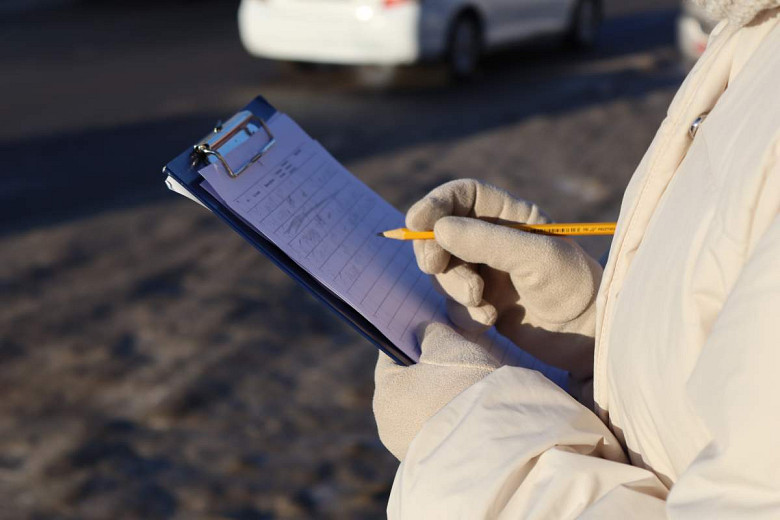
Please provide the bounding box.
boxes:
[373,322,499,461]
[406,179,602,380]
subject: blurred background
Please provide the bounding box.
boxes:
[0,0,710,518]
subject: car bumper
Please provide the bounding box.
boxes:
[238,0,422,65]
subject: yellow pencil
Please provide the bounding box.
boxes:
[378,222,617,240]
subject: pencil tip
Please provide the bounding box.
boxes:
[376,232,384,237]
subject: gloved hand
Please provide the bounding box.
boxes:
[373,322,499,461]
[406,179,602,380]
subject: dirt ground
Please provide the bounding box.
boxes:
[0,88,677,519]
[0,1,683,518]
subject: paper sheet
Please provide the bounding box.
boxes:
[198,113,568,388]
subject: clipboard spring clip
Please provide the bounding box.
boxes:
[194,110,276,178]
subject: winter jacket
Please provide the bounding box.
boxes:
[388,6,780,518]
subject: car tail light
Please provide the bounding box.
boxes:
[383,0,411,7]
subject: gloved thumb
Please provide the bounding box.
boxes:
[416,322,498,369]
[434,217,601,322]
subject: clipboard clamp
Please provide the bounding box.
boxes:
[194,110,275,178]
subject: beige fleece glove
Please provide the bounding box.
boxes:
[406,179,602,380]
[373,322,499,461]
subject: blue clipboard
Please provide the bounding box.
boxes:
[162,96,414,366]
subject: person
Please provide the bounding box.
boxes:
[373,1,780,517]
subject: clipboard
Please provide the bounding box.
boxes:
[162,96,414,366]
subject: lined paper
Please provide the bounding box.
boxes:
[198,112,568,388]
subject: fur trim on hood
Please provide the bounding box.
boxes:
[693,0,780,26]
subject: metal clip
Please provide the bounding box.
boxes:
[194,110,276,178]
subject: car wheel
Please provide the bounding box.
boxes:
[567,0,601,49]
[447,14,481,80]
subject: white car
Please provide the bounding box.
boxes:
[677,0,718,66]
[238,0,601,77]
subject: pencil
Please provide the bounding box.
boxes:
[378,222,617,240]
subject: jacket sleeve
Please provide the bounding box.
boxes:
[388,215,780,519]
[387,366,669,519]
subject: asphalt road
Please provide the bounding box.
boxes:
[2,0,680,234]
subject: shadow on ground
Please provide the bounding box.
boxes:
[1,7,681,235]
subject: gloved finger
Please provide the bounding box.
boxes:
[407,179,549,228]
[461,182,549,225]
[434,216,579,273]
[431,278,497,329]
[433,258,484,307]
[412,238,450,274]
[406,180,549,274]
[407,183,464,274]
[415,321,498,368]
[406,180,472,230]
[445,297,496,331]
[480,265,518,311]
[435,216,601,321]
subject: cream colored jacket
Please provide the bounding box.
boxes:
[388,9,780,518]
